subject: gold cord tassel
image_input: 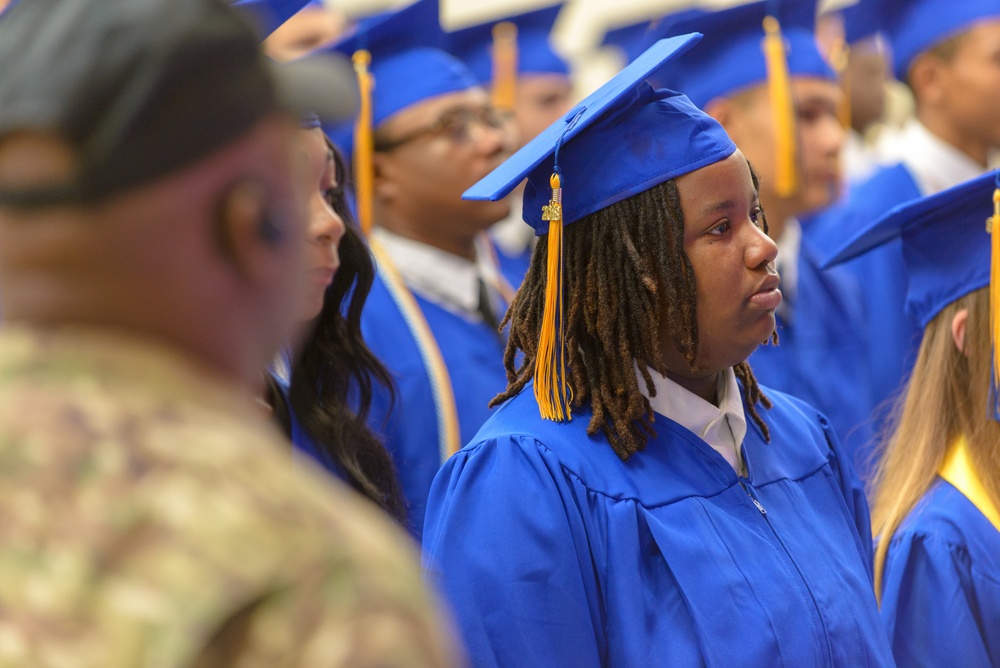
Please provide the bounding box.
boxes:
[352,49,374,236]
[491,21,518,113]
[989,186,1000,416]
[535,172,572,421]
[762,16,799,198]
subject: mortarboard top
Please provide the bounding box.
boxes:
[646,0,834,108]
[464,34,736,422]
[464,33,734,231]
[825,170,999,329]
[232,0,313,39]
[601,18,656,64]
[446,4,570,83]
[874,0,1000,81]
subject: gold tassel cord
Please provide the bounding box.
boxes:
[352,49,374,236]
[762,16,799,198]
[990,185,1000,413]
[491,21,518,113]
[535,172,572,421]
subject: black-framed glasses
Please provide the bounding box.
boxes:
[374,105,509,152]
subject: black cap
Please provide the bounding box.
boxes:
[0,0,358,207]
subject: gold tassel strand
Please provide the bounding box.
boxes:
[762,15,799,198]
[535,172,572,421]
[352,49,375,236]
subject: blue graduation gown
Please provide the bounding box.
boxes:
[879,478,1000,667]
[269,372,350,481]
[423,384,894,667]
[493,242,531,291]
[807,164,924,417]
[361,272,508,538]
[748,238,876,478]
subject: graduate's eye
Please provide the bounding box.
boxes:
[707,220,731,236]
[750,207,763,229]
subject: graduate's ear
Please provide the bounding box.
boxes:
[371,151,399,202]
[704,97,736,132]
[212,179,287,280]
[951,307,969,356]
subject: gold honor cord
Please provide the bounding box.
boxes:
[990,185,1000,409]
[938,436,1000,532]
[369,238,461,461]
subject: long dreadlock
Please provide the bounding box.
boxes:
[493,169,774,460]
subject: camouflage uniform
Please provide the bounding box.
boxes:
[0,325,462,668]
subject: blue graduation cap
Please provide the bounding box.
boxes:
[877,0,1000,80]
[232,0,313,39]
[322,0,479,232]
[464,34,736,422]
[825,170,1000,418]
[646,0,833,199]
[601,18,656,64]
[825,171,999,329]
[841,0,883,45]
[646,0,834,108]
[446,4,570,84]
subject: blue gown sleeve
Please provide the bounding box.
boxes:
[422,435,605,668]
[880,531,994,667]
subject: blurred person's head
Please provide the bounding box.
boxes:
[0,0,356,387]
[326,0,511,256]
[893,2,1000,167]
[653,0,843,232]
[446,4,574,150]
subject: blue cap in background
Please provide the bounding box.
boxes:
[646,0,834,108]
[446,4,569,83]
[876,0,1000,81]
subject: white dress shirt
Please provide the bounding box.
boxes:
[371,227,503,323]
[636,365,748,475]
[876,119,986,196]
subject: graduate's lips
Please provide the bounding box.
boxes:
[749,275,782,311]
[310,264,337,287]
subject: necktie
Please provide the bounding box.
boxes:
[477,277,504,344]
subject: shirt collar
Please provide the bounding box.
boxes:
[372,227,484,315]
[636,364,747,465]
[890,120,986,195]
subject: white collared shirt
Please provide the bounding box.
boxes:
[876,119,987,196]
[636,365,748,474]
[371,227,502,322]
[773,217,801,321]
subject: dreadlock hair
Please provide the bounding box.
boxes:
[492,166,774,460]
[285,141,406,524]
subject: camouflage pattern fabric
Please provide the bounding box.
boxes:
[0,326,462,668]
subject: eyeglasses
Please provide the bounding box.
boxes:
[374,106,509,152]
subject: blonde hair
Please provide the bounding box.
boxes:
[871,287,1000,601]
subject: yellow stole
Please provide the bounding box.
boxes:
[938,435,1000,532]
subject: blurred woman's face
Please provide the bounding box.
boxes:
[299,127,346,322]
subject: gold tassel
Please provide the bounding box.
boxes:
[535,172,572,421]
[352,49,374,236]
[989,185,1000,415]
[491,21,518,113]
[762,16,799,198]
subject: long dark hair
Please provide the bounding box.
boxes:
[287,142,405,522]
[493,171,772,460]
